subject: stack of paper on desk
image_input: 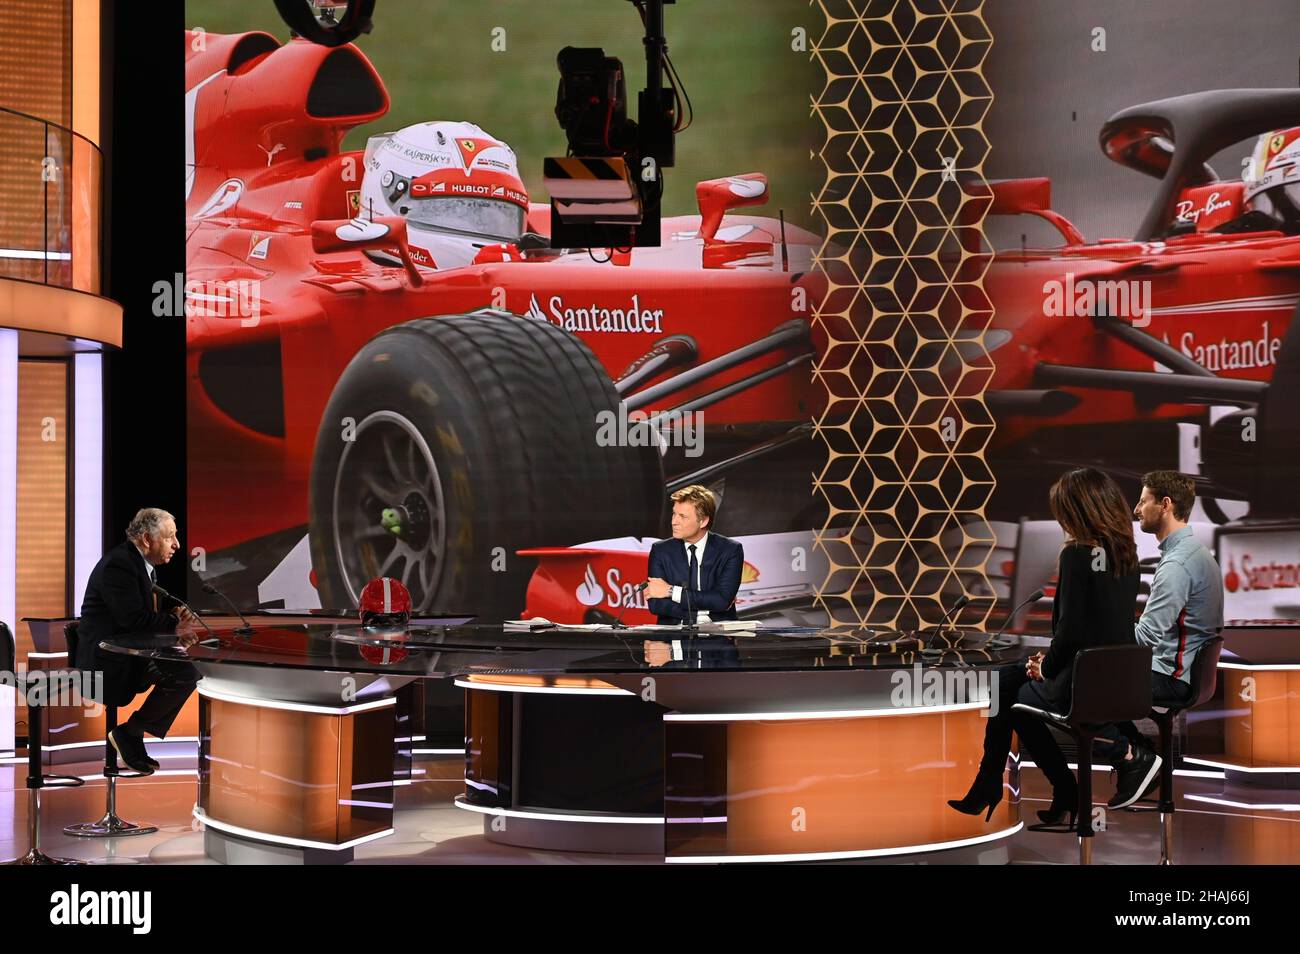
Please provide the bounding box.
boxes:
[696,620,759,633]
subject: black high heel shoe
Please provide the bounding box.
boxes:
[947,774,1003,822]
[1036,781,1079,827]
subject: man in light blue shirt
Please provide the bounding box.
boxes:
[1107,471,1224,808]
[1132,478,1224,698]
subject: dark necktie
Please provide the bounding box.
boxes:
[687,544,699,624]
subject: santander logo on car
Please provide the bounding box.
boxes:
[574,563,650,611]
[525,293,665,335]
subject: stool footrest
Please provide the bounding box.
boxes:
[64,814,157,838]
[3,849,88,866]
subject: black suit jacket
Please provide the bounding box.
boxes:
[646,533,744,624]
[1041,542,1140,683]
[77,541,178,672]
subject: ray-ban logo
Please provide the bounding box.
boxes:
[50,885,151,934]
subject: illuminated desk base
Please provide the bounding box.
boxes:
[193,666,415,864]
[459,673,1021,863]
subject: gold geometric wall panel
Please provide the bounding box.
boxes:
[811,0,996,630]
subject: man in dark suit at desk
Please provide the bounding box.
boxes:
[78,508,201,774]
[644,485,744,625]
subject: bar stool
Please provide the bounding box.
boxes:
[2,621,86,865]
[60,622,157,839]
[1137,635,1223,865]
[1012,644,1153,865]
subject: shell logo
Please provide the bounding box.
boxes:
[740,561,759,584]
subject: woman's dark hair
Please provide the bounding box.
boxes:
[1048,468,1138,577]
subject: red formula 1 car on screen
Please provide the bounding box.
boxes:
[977,88,1300,525]
[184,31,828,617]
[186,13,1300,625]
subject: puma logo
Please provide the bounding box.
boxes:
[259,142,286,166]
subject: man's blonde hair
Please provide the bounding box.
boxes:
[670,484,717,526]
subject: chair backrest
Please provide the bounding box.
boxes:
[1010,519,1065,626]
[63,621,80,669]
[0,621,13,674]
[1067,644,1153,724]
[1188,634,1224,709]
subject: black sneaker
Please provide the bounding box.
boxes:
[1137,774,1162,803]
[108,727,154,775]
[1131,739,1161,802]
[1109,745,1162,809]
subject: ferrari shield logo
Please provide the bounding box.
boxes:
[455,137,500,169]
[347,189,361,216]
[1271,134,1286,154]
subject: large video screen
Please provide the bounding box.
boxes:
[184,0,1300,627]
[183,1,829,623]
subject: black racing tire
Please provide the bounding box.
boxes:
[308,313,665,615]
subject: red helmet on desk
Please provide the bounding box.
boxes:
[359,576,413,630]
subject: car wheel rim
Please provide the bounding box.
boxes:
[332,410,447,610]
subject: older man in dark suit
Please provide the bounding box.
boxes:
[78,508,201,774]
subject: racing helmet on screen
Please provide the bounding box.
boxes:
[358,576,413,630]
[359,120,529,269]
[1243,127,1300,231]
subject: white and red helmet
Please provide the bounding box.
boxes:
[360,120,529,269]
[1243,127,1300,230]
[358,576,413,630]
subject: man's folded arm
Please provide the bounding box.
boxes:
[685,544,743,612]
[646,545,686,620]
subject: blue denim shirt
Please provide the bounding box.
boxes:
[1133,526,1224,683]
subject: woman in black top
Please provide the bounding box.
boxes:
[948,468,1140,824]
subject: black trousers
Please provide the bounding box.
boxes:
[977,664,1076,792]
[98,653,200,739]
[976,662,1131,788]
[1105,671,1195,755]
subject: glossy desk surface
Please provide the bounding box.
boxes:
[97,621,1030,678]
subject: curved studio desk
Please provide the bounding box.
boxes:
[1187,619,1300,822]
[102,623,1029,864]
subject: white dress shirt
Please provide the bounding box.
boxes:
[671,532,709,604]
[134,542,156,585]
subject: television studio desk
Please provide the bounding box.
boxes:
[101,622,1030,864]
